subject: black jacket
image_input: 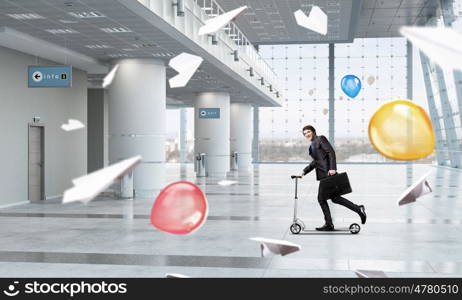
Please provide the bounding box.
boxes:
[302,135,337,181]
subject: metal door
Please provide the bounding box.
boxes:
[28,125,44,201]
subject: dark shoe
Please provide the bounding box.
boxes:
[358,205,367,224]
[315,224,335,231]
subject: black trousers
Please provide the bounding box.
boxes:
[317,183,360,226]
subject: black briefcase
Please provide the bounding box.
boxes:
[319,172,352,198]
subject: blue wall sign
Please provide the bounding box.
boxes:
[28,66,72,88]
[199,108,220,119]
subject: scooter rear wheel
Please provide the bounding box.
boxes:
[290,223,302,234]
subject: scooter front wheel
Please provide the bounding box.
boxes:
[349,223,361,234]
[290,223,302,234]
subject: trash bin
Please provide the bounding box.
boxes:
[230,152,238,170]
[196,153,206,177]
[119,170,134,199]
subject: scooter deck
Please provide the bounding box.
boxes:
[301,228,355,232]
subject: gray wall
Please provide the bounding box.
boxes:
[87,89,105,173]
[0,45,87,206]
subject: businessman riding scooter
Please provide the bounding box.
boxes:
[289,125,367,234]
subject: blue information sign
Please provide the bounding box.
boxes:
[199,108,220,119]
[28,66,72,88]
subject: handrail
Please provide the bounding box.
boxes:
[192,0,277,78]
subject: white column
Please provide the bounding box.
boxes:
[179,107,187,163]
[230,103,252,171]
[108,58,165,197]
[194,92,230,177]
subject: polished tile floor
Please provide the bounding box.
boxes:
[0,163,461,277]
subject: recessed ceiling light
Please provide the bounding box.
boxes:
[68,11,105,18]
[7,13,44,20]
[122,48,136,51]
[59,19,79,24]
[100,27,132,33]
[45,29,79,34]
[152,52,173,57]
[132,43,157,48]
[85,44,112,49]
[108,53,130,58]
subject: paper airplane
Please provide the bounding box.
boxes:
[249,237,301,257]
[168,53,203,88]
[198,6,247,36]
[165,273,190,278]
[102,65,119,88]
[400,26,462,70]
[217,180,238,186]
[294,6,327,35]
[397,171,432,206]
[355,270,387,278]
[62,156,142,204]
[61,119,85,131]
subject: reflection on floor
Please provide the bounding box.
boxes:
[0,163,461,278]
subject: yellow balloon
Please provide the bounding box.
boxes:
[368,99,435,161]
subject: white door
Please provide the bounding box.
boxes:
[28,125,44,201]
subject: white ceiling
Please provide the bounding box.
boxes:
[357,0,439,38]
[213,0,439,44]
[0,0,440,107]
[215,0,359,44]
[0,0,279,106]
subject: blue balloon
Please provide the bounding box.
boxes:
[341,75,361,98]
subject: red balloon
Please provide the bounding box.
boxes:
[151,181,208,234]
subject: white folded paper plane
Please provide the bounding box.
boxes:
[400,26,462,71]
[102,65,119,89]
[249,237,301,257]
[61,119,85,132]
[62,156,142,204]
[294,6,327,35]
[198,6,247,36]
[165,273,190,278]
[397,171,433,206]
[355,270,388,278]
[168,53,203,88]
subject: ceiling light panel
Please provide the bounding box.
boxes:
[132,43,157,48]
[59,19,79,24]
[85,44,112,49]
[45,28,79,34]
[100,27,132,33]
[6,13,44,20]
[68,11,105,18]
[108,53,130,58]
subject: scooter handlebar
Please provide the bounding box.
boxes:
[291,175,303,179]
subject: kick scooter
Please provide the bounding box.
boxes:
[289,175,361,234]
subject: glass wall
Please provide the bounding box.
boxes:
[259,38,433,163]
[420,15,462,167]
[335,38,409,163]
[259,44,329,162]
[165,108,195,163]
